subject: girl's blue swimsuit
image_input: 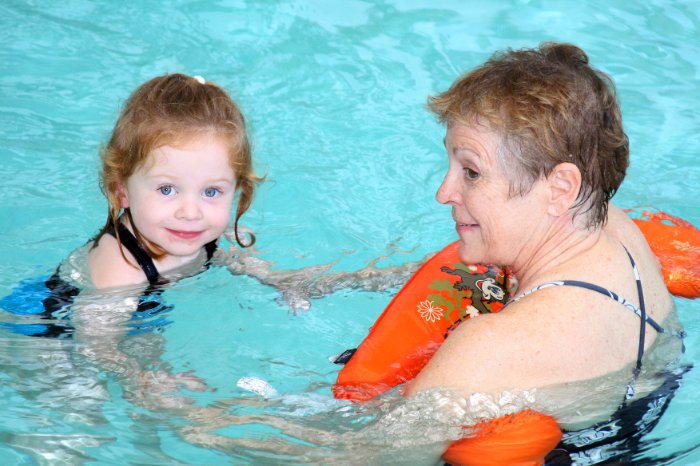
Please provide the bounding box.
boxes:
[2,222,217,338]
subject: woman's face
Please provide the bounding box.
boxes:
[437,122,549,267]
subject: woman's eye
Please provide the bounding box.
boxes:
[464,167,480,180]
[203,187,222,198]
[158,185,176,196]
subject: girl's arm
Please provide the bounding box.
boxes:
[71,293,210,410]
[223,238,432,310]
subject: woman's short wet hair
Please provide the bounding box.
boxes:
[429,42,629,228]
[98,73,261,260]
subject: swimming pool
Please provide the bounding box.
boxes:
[1,0,699,464]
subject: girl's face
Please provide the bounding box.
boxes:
[437,122,549,268]
[119,132,236,262]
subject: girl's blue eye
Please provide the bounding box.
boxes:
[464,167,480,180]
[203,187,222,198]
[159,185,176,196]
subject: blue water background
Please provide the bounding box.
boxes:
[1,1,699,464]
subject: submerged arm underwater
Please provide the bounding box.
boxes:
[223,234,432,311]
[70,292,212,410]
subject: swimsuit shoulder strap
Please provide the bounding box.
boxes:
[509,247,684,402]
[510,247,672,370]
[105,223,162,285]
[204,240,218,261]
[511,249,666,334]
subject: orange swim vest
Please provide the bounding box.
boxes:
[333,210,698,466]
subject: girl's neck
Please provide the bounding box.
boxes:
[119,216,203,275]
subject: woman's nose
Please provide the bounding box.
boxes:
[436,172,459,205]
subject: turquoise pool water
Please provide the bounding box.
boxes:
[1,1,699,464]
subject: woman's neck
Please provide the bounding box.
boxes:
[510,218,604,294]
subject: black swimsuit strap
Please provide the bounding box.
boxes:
[510,246,674,377]
[552,248,650,371]
[105,223,161,285]
[204,239,218,261]
[105,223,219,286]
[626,248,647,375]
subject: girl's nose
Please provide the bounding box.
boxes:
[175,196,203,220]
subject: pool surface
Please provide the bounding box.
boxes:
[1,1,699,464]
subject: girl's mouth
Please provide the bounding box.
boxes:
[167,229,203,240]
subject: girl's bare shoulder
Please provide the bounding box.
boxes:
[88,235,146,289]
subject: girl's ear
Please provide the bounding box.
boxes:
[546,162,581,217]
[117,182,129,209]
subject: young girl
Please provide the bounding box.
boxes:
[0,73,263,413]
[41,73,260,316]
[6,71,419,334]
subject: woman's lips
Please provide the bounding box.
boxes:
[167,229,203,240]
[456,223,479,234]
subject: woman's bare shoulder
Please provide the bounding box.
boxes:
[406,282,649,397]
[407,293,585,394]
[605,204,643,243]
[88,235,146,289]
[605,204,674,319]
[605,204,660,261]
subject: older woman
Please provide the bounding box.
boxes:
[406,43,685,461]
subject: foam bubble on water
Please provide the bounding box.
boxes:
[280,393,349,416]
[236,376,279,398]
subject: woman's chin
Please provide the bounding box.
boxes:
[457,242,488,265]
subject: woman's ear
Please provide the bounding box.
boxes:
[546,162,581,217]
[117,182,129,209]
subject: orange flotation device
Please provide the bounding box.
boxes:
[333,241,508,402]
[442,410,562,466]
[333,242,563,465]
[631,210,700,299]
[333,210,699,466]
